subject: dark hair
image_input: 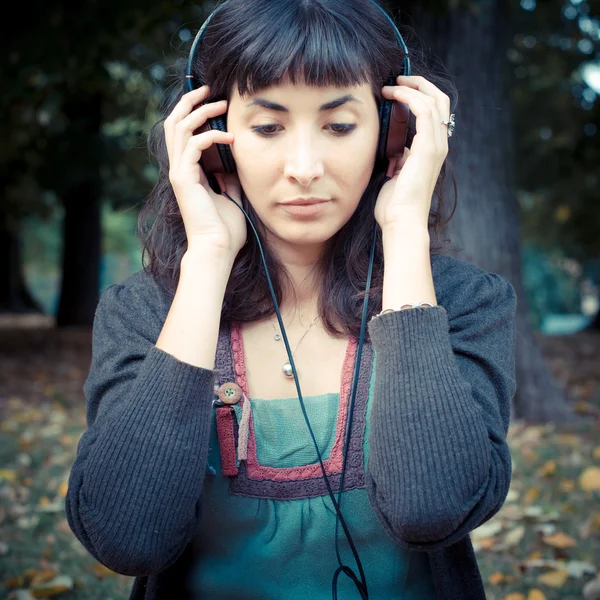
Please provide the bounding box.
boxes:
[138,0,459,340]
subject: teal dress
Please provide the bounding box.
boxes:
[187,323,437,599]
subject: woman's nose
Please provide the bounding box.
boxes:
[283,133,325,186]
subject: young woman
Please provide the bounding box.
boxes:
[66,1,517,599]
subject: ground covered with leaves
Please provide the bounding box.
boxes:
[0,315,599,600]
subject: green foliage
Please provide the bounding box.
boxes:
[22,203,143,315]
[5,0,599,323]
[509,0,600,264]
[3,0,209,222]
[522,243,583,330]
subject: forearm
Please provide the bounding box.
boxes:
[366,307,496,549]
[66,249,236,575]
[365,246,515,549]
[380,227,437,309]
[156,248,235,369]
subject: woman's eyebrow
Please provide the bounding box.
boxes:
[245,94,363,112]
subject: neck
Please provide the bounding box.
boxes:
[268,241,325,324]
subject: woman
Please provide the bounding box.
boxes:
[65,0,517,599]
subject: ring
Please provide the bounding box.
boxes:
[441,113,456,138]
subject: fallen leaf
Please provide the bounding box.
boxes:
[90,563,117,579]
[505,489,520,503]
[559,479,575,492]
[565,560,596,578]
[472,520,503,540]
[489,572,505,585]
[57,482,68,498]
[527,590,547,600]
[0,469,17,482]
[29,574,73,597]
[580,467,600,491]
[523,487,541,506]
[497,525,525,550]
[537,460,557,477]
[538,569,569,587]
[543,532,577,549]
[29,568,58,587]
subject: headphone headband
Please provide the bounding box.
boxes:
[184,0,411,93]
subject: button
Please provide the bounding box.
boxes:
[217,382,243,405]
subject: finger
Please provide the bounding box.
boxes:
[178,129,234,185]
[392,76,451,148]
[395,75,451,119]
[172,100,229,169]
[164,86,212,160]
[383,86,446,154]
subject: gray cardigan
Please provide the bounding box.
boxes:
[65,253,517,599]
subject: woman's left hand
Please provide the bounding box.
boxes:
[374,75,452,234]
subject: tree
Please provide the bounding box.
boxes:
[395,0,582,422]
[2,0,206,325]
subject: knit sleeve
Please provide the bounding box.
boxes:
[364,264,517,551]
[65,275,217,576]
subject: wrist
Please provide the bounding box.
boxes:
[181,247,235,277]
[382,225,430,247]
[382,228,430,261]
[183,245,236,265]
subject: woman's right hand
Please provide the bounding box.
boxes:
[164,85,247,258]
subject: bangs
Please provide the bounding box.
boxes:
[201,0,397,102]
[233,8,373,97]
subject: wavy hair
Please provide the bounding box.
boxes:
[138,0,459,340]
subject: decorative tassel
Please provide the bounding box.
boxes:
[237,393,252,461]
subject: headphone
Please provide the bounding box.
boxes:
[183,2,411,598]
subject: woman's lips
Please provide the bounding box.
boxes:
[280,201,330,216]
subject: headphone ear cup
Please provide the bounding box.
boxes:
[198,113,237,194]
[206,115,237,175]
[377,97,393,167]
[378,76,410,172]
[386,101,409,161]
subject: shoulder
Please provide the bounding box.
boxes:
[96,267,172,330]
[431,254,517,319]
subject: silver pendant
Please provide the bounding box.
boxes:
[283,361,295,378]
[274,333,281,341]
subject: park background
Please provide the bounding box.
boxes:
[1,0,600,598]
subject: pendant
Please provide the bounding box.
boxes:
[283,361,295,378]
[274,333,281,341]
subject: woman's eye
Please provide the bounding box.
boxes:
[252,124,280,136]
[252,124,356,137]
[328,124,356,135]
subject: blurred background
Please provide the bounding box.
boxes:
[1,0,599,599]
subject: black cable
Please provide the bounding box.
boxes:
[222,174,391,598]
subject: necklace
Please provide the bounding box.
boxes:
[269,313,320,378]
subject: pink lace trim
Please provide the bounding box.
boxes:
[226,321,357,482]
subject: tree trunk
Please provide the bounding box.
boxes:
[54,90,104,328]
[0,204,43,314]
[400,0,577,422]
[55,184,101,327]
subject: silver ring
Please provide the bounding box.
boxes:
[441,113,456,138]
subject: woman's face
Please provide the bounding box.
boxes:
[226,78,380,251]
